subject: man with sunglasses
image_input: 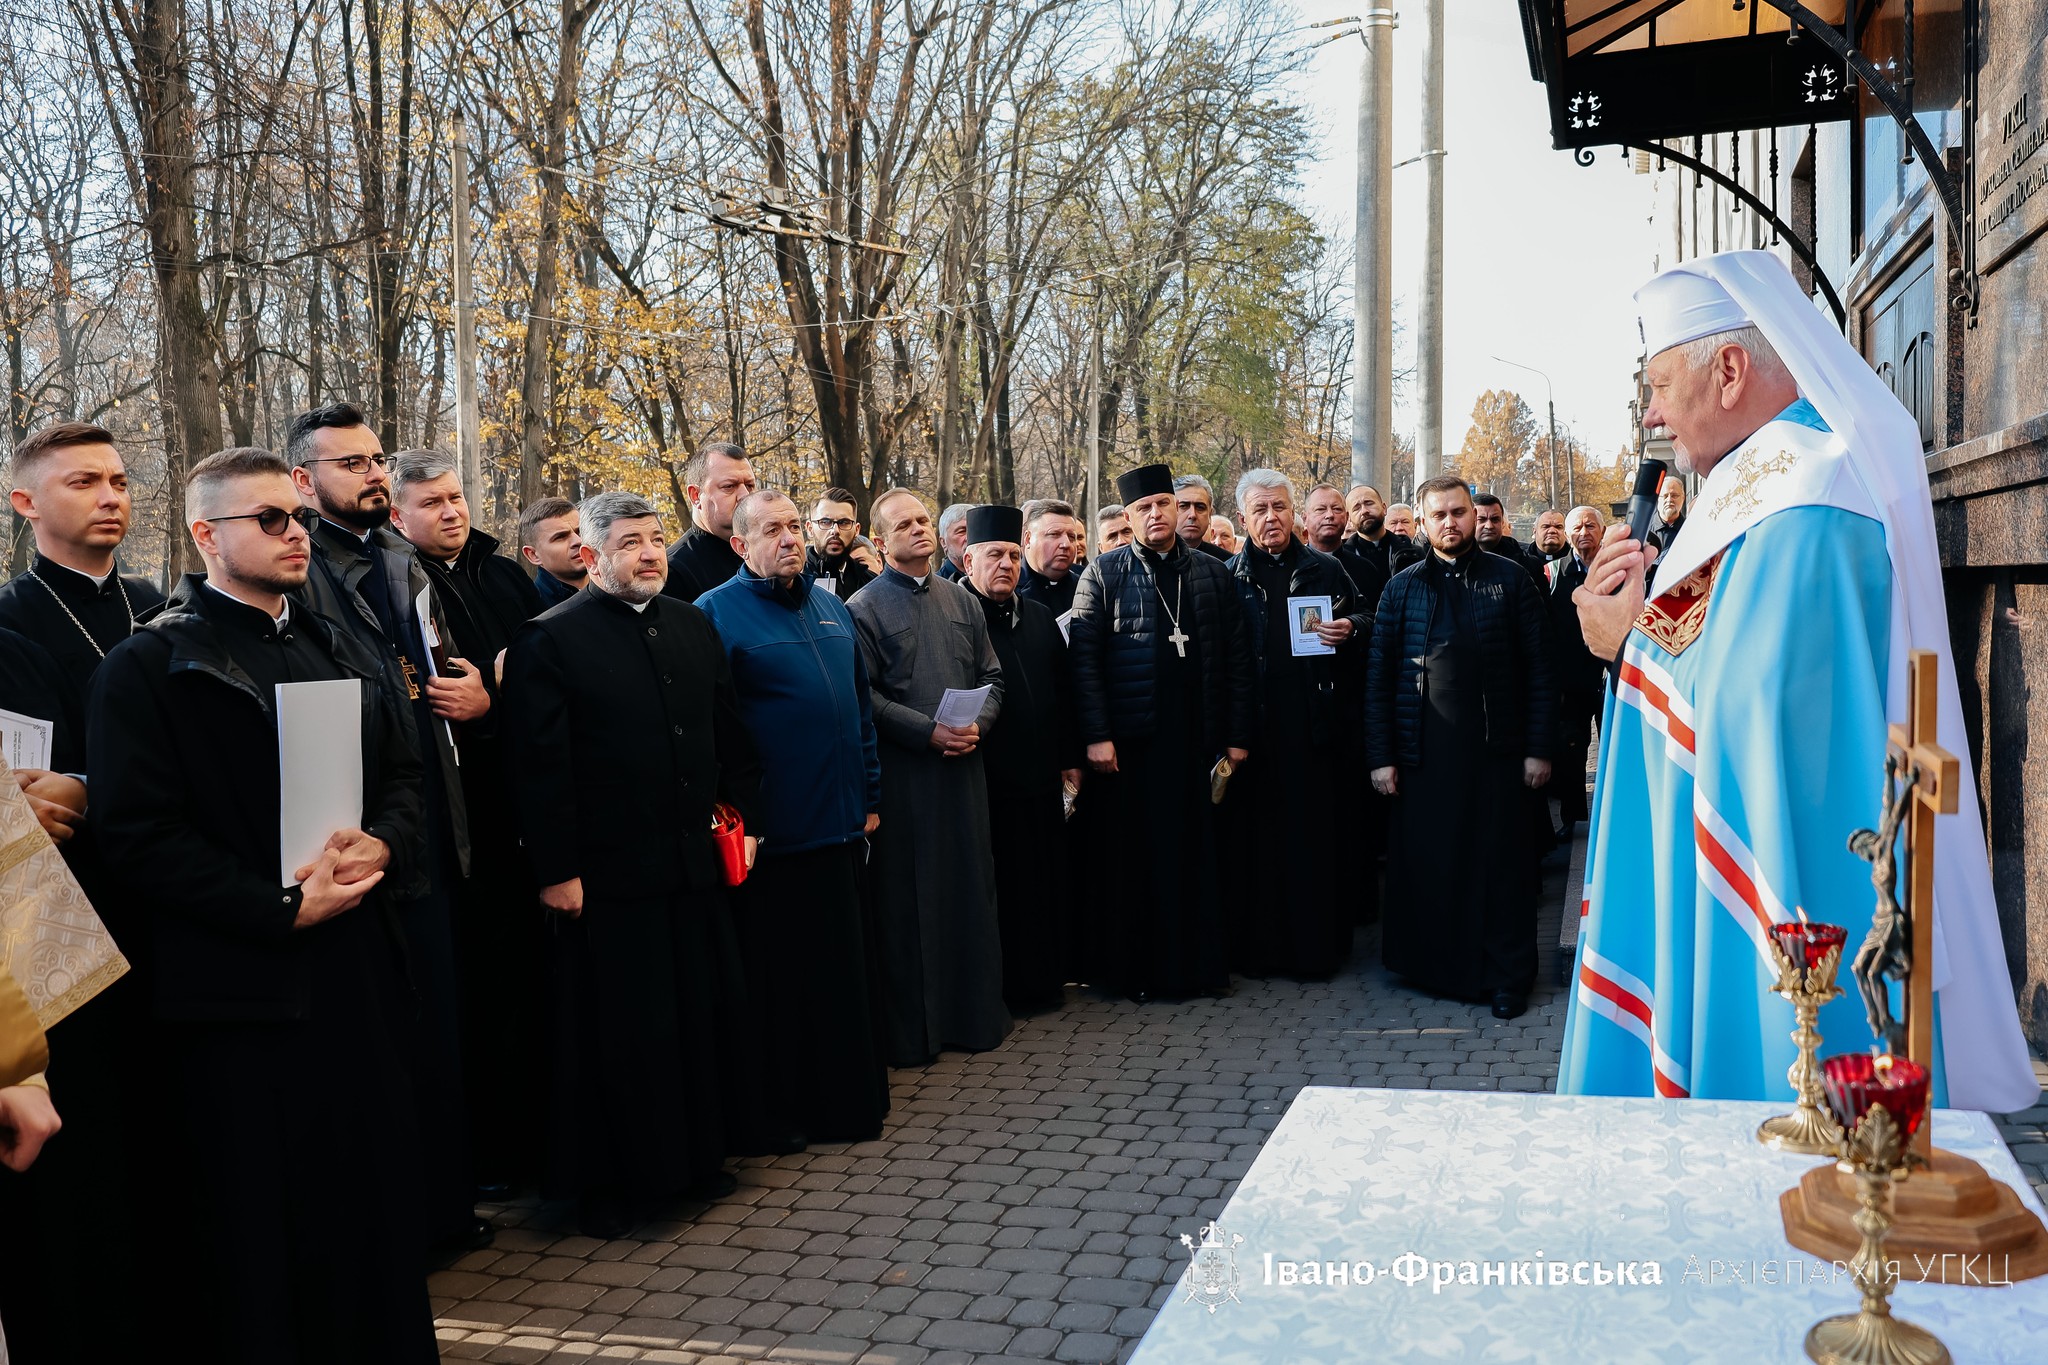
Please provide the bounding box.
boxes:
[85,446,435,1364]
[802,486,876,598]
[286,401,487,1251]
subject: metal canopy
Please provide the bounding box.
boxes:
[1520,0,1854,148]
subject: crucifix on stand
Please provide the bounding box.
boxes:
[1885,650,1956,1168]
[1781,650,2048,1283]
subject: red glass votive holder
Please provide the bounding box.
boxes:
[1770,919,1848,971]
[1819,1053,1930,1141]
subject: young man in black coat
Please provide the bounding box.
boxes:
[86,447,434,1365]
[1367,476,1555,1020]
[517,495,589,609]
[1067,463,1256,1001]
[501,490,766,1237]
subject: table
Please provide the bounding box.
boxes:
[1130,1089,2048,1363]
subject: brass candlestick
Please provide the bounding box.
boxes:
[1758,941,1846,1155]
[1804,1106,1950,1365]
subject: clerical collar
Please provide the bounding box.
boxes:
[204,579,292,626]
[33,554,118,592]
[881,565,929,592]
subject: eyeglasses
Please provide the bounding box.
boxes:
[206,506,320,536]
[810,518,856,531]
[300,453,389,475]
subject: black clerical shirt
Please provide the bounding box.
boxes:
[0,553,165,698]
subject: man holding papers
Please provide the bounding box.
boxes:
[845,488,1011,1066]
[85,447,433,1364]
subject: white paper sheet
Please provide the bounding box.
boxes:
[413,585,460,763]
[813,576,838,598]
[933,684,992,729]
[0,707,53,771]
[276,679,364,886]
[1287,594,1336,657]
[1055,609,1074,643]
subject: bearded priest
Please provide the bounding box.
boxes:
[1561,250,2036,1114]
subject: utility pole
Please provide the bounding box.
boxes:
[450,113,481,512]
[1351,9,1396,495]
[1086,282,1102,545]
[1414,0,1445,486]
[1492,354,1557,510]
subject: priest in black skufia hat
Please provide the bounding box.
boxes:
[958,504,1080,1013]
[1066,464,1256,1001]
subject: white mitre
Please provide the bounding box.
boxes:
[1632,250,2039,1113]
[1635,265,1752,358]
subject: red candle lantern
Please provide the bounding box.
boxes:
[1819,1052,1931,1142]
[1770,917,1848,972]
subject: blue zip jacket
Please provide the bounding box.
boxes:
[697,565,882,853]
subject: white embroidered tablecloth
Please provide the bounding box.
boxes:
[1131,1088,2048,1363]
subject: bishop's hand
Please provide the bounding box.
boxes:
[1573,524,1655,664]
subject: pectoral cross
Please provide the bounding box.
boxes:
[1168,625,1189,658]
[1890,649,1958,1164]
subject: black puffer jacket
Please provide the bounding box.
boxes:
[1068,538,1255,753]
[1227,541,1369,755]
[1365,548,1555,770]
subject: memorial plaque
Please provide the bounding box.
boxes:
[1977,36,2048,275]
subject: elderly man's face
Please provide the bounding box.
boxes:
[1657,478,1687,523]
[1566,507,1604,561]
[1099,515,1133,552]
[1385,504,1415,538]
[1241,484,1294,553]
[736,496,807,584]
[1531,511,1567,556]
[966,540,1023,600]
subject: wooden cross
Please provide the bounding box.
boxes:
[1890,649,1960,1163]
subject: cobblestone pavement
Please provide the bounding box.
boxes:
[432,845,2048,1365]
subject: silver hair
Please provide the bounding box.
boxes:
[1565,504,1604,526]
[1171,473,1213,497]
[1097,503,1126,523]
[938,503,975,535]
[1677,324,1791,386]
[389,448,459,499]
[1234,468,1296,513]
[579,490,662,548]
[732,486,796,539]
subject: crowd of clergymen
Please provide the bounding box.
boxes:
[0,405,1689,1363]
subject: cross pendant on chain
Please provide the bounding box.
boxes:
[1168,626,1189,658]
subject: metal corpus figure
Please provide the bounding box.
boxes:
[1847,752,1916,1055]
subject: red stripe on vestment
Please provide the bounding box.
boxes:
[1693,815,1775,935]
[1618,662,1696,752]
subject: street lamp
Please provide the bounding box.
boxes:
[1491,354,1558,510]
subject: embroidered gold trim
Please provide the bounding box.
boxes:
[1697,445,1803,527]
[1633,551,1723,655]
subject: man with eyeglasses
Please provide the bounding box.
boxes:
[663,440,758,603]
[287,400,487,1251]
[86,446,435,1363]
[802,486,876,599]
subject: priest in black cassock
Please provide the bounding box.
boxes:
[662,441,757,602]
[1224,470,1369,980]
[1367,477,1554,1020]
[846,488,1012,1065]
[87,447,433,1364]
[698,490,890,1145]
[0,420,163,1362]
[1067,464,1255,1001]
[501,491,764,1236]
[959,504,1080,1013]
[1015,498,1081,618]
[389,450,548,1193]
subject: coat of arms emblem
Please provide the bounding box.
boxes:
[1178,1221,1246,1312]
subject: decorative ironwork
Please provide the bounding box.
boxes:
[1569,91,1603,129]
[1581,136,1847,328]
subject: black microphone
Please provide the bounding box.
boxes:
[1626,458,1668,547]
